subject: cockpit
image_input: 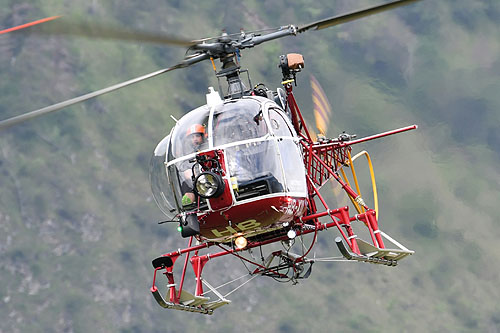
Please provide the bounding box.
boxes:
[150,96,307,219]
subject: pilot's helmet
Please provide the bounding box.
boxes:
[186,124,205,137]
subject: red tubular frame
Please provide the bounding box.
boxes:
[150,206,382,299]
[286,85,314,143]
[151,81,416,310]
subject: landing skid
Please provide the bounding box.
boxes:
[335,231,414,266]
[151,287,230,315]
[150,207,414,314]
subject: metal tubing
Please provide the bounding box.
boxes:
[302,141,364,204]
[215,244,289,278]
[338,207,360,254]
[357,213,378,247]
[152,267,162,291]
[306,177,352,247]
[166,271,178,303]
[163,255,181,303]
[366,210,385,249]
[191,256,209,296]
[347,125,417,145]
[312,125,417,150]
[156,210,378,273]
[177,237,193,300]
[286,86,314,142]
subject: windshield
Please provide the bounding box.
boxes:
[226,139,285,201]
[155,96,306,212]
[212,99,268,146]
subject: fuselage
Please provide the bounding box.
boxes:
[150,92,308,241]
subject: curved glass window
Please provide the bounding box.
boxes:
[269,108,293,137]
[212,99,268,146]
[158,96,307,211]
[150,135,177,219]
[167,158,209,210]
[166,105,210,211]
[226,139,285,201]
[168,105,210,161]
[277,139,307,194]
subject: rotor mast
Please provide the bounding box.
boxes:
[191,26,298,99]
[216,52,247,99]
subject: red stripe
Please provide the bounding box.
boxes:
[0,16,61,35]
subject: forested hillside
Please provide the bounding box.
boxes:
[1,1,499,332]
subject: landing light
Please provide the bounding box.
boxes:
[235,236,248,249]
[194,171,224,199]
[287,229,297,239]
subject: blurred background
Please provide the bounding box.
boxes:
[1,0,499,332]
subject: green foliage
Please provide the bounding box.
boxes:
[396,190,439,239]
[1,0,500,332]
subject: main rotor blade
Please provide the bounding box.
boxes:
[297,0,422,33]
[0,65,183,130]
[0,16,61,35]
[7,16,197,47]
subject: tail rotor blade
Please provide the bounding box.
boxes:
[310,75,332,136]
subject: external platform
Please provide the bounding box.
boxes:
[151,287,231,315]
[335,232,414,266]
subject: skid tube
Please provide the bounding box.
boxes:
[151,285,214,314]
[150,206,397,312]
[335,237,397,266]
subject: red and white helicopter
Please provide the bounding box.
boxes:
[0,0,420,315]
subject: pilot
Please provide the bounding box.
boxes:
[181,124,207,206]
[186,124,207,152]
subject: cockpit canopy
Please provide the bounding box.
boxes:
[150,96,307,217]
[167,99,272,160]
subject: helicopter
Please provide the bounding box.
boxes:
[0,0,421,315]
